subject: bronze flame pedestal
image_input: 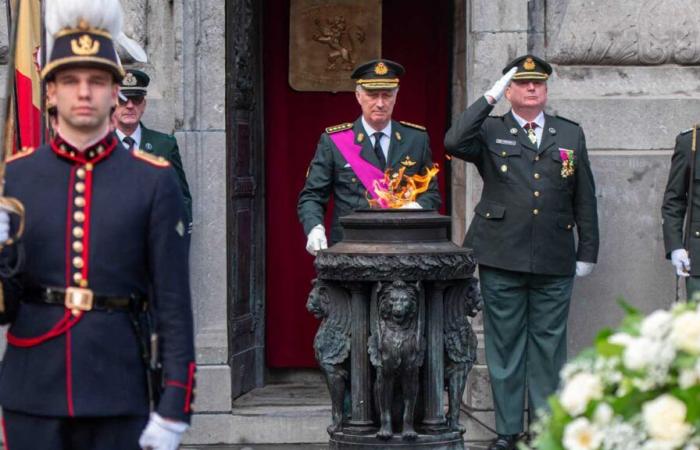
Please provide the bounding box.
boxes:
[307,210,481,450]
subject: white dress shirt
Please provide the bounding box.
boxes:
[116,125,143,151]
[511,110,545,147]
[361,117,392,160]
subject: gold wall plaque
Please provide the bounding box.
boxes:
[289,0,382,92]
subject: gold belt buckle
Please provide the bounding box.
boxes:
[65,287,94,316]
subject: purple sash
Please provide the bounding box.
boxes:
[329,129,388,207]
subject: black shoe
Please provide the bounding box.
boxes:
[487,434,519,450]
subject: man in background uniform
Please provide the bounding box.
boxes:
[0,1,195,449]
[114,68,193,231]
[444,55,599,449]
[662,125,700,298]
[298,59,441,254]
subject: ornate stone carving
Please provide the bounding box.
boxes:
[306,279,352,435]
[547,0,700,65]
[444,278,482,434]
[315,253,475,282]
[368,281,425,440]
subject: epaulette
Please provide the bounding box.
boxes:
[680,125,700,135]
[555,115,579,126]
[132,149,170,168]
[325,123,353,134]
[6,147,36,163]
[400,121,426,131]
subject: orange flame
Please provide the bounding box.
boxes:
[368,164,439,208]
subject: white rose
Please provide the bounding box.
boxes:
[560,372,603,416]
[563,417,603,450]
[679,369,699,389]
[642,394,692,448]
[670,312,700,354]
[641,310,673,339]
[623,337,655,370]
[609,332,635,347]
[593,403,613,425]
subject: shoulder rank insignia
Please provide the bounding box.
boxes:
[399,121,426,131]
[401,156,416,167]
[7,146,36,163]
[555,115,580,126]
[680,125,700,135]
[325,122,353,134]
[132,148,170,168]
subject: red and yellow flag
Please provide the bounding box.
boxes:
[13,0,42,150]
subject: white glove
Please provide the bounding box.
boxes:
[399,201,422,209]
[484,67,518,104]
[671,248,691,277]
[139,412,188,450]
[305,224,328,256]
[0,211,9,242]
[575,261,595,277]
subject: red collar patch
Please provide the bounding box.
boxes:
[51,133,118,165]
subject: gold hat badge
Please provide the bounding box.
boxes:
[71,34,100,56]
[523,57,536,71]
[123,73,137,86]
[374,62,388,75]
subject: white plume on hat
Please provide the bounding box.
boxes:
[44,0,145,64]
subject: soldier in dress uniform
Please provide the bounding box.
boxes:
[444,55,599,450]
[0,1,195,449]
[298,59,441,254]
[662,125,700,298]
[113,68,193,232]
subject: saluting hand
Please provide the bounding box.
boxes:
[484,67,518,105]
[671,248,691,277]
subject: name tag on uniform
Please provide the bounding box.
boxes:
[495,139,516,146]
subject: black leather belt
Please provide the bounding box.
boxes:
[23,286,144,312]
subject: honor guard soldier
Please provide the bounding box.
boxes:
[298,59,441,254]
[0,1,195,449]
[114,69,193,232]
[444,55,599,449]
[662,125,700,298]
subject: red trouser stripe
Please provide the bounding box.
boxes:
[2,417,9,450]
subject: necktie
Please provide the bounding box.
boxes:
[373,132,386,170]
[123,136,136,151]
[524,122,538,145]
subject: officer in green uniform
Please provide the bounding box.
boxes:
[662,125,700,298]
[114,69,193,230]
[298,59,441,254]
[444,55,599,450]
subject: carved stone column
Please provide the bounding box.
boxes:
[345,282,373,432]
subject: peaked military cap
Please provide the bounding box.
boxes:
[120,69,150,97]
[351,59,405,90]
[503,54,552,81]
[42,20,125,81]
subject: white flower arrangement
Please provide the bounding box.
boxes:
[526,302,700,450]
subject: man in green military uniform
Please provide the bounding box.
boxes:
[444,55,599,449]
[298,59,441,254]
[114,69,193,230]
[662,125,700,298]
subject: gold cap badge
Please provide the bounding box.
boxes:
[71,34,100,56]
[374,62,388,75]
[523,57,536,71]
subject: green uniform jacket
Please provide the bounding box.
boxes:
[298,117,441,243]
[661,128,700,274]
[140,123,193,226]
[444,97,599,276]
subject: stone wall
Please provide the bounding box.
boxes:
[455,0,694,439]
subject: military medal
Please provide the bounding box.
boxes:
[559,148,575,178]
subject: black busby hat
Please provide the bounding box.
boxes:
[42,0,126,81]
[120,69,150,97]
[503,55,552,81]
[351,59,405,90]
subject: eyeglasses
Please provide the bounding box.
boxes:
[118,96,145,106]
